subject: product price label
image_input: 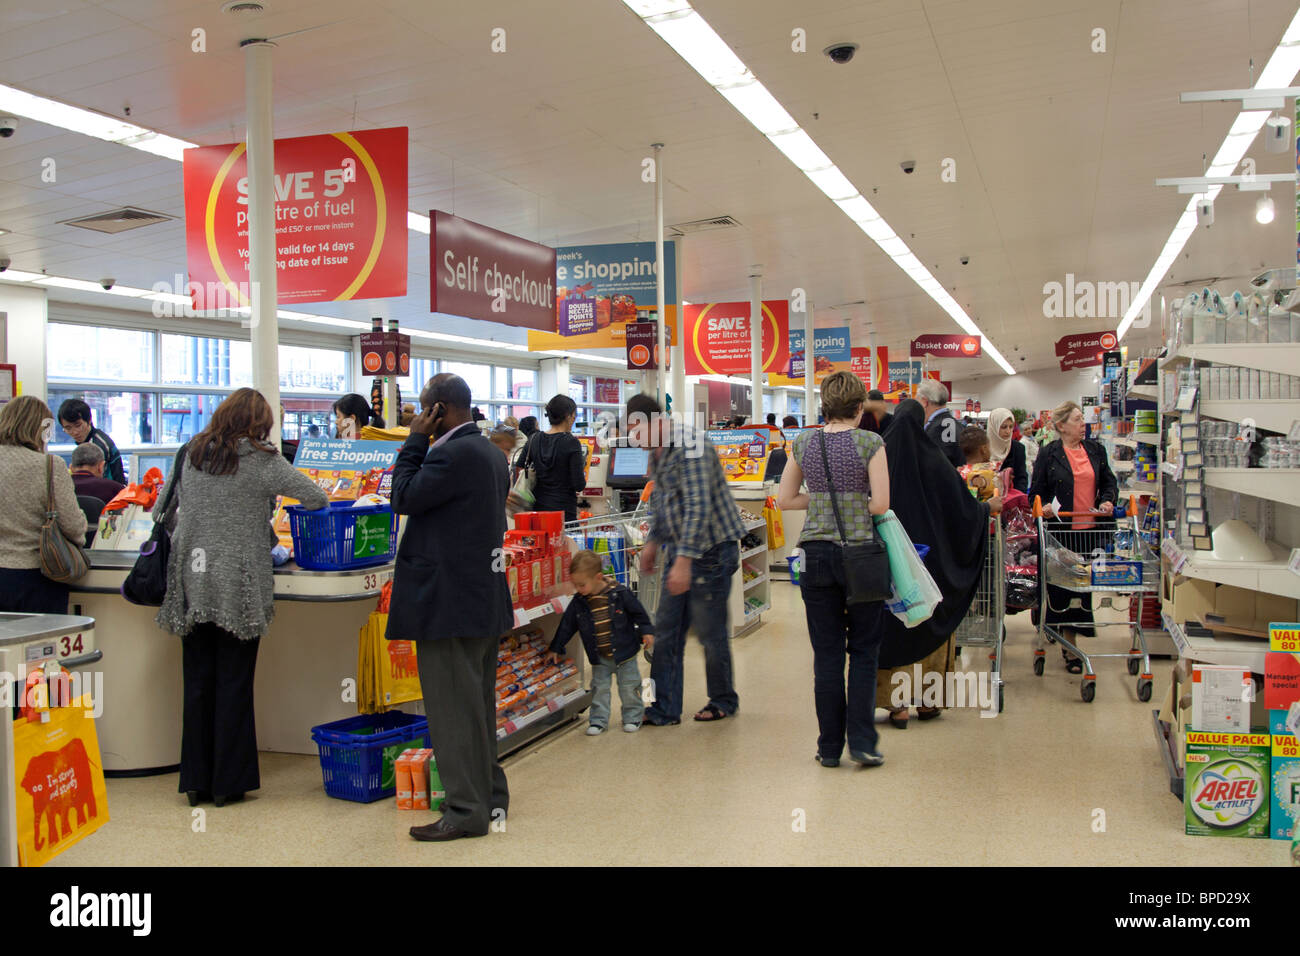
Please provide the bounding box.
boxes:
[1268,622,1300,651]
[1288,547,1300,578]
[550,596,571,615]
[512,607,529,629]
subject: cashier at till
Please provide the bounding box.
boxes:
[333,393,383,438]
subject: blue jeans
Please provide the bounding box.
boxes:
[646,541,739,722]
[589,655,644,727]
[798,541,885,758]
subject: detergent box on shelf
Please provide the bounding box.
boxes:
[1184,732,1271,838]
[1272,734,1299,841]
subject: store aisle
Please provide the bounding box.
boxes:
[55,578,1288,867]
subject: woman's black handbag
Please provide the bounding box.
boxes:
[818,429,891,604]
[121,444,187,607]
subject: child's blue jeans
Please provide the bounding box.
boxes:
[589,655,643,728]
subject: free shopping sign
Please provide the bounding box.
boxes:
[182,126,408,306]
[769,326,851,386]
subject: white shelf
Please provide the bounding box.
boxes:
[1169,343,1300,378]
[1124,479,1160,494]
[740,544,767,561]
[1127,384,1159,400]
[742,602,771,621]
[1113,436,1137,449]
[1132,432,1161,445]
[1179,547,1300,601]
[743,573,768,590]
[1203,467,1300,508]
[1161,611,1269,672]
[1113,460,1135,473]
[1199,399,1300,435]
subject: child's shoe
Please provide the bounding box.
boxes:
[622,722,640,733]
[586,724,605,736]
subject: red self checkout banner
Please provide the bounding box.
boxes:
[182,126,408,306]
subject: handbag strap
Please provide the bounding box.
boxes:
[157,443,189,522]
[44,454,56,518]
[817,429,850,548]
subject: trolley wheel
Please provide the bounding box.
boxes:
[1127,656,1141,676]
[998,684,1005,714]
[1033,656,1045,677]
[1080,679,1096,703]
[1137,678,1153,702]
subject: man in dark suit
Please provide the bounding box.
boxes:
[917,379,964,467]
[387,374,513,843]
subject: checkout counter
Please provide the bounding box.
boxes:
[70,553,391,773]
[1,612,98,867]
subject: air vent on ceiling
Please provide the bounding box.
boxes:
[669,215,742,235]
[59,207,174,235]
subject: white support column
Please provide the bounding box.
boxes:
[869,331,877,391]
[0,284,48,400]
[803,297,815,425]
[749,266,763,425]
[539,357,569,405]
[670,236,685,418]
[653,143,666,405]
[243,39,281,444]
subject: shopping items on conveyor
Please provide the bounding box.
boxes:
[874,510,941,627]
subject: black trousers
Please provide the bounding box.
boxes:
[416,635,508,835]
[180,623,261,797]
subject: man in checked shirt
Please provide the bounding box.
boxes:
[626,394,745,725]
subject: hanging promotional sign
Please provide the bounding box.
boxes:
[882,360,938,401]
[849,346,888,389]
[707,428,771,483]
[430,211,556,331]
[625,321,661,371]
[528,242,678,351]
[182,126,408,306]
[359,331,411,377]
[1058,348,1108,371]
[770,326,851,386]
[1055,331,1118,355]
[910,334,981,359]
[685,300,790,376]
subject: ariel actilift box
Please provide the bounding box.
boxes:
[1184,732,1270,838]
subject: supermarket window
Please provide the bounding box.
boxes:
[394,358,439,401]
[282,398,336,441]
[161,333,253,387]
[279,344,348,392]
[48,323,154,382]
[442,361,491,402]
[508,368,537,405]
[593,376,621,404]
[568,375,589,404]
[47,388,154,445]
[158,392,225,444]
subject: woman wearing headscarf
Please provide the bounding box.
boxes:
[875,399,1000,728]
[987,407,1029,494]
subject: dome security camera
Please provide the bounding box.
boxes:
[823,43,859,64]
[99,277,116,290]
[1196,198,1214,227]
[960,255,970,265]
[900,160,916,174]
[0,117,16,138]
[0,258,10,272]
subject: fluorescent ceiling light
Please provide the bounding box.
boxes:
[622,0,1014,376]
[1256,195,1276,223]
[0,270,46,282]
[33,276,149,296]
[1118,6,1300,341]
[0,84,196,161]
[407,211,431,234]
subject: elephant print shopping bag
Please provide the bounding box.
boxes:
[13,694,109,866]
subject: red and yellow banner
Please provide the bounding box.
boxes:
[182,126,408,306]
[685,300,789,376]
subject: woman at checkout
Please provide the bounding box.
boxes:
[332,393,384,439]
[1028,399,1118,673]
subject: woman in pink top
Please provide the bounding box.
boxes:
[1027,401,1118,673]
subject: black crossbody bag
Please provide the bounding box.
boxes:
[121,443,188,607]
[818,429,891,605]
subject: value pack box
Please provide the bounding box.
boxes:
[1184,731,1271,838]
[1272,735,1300,841]
[1265,651,1300,736]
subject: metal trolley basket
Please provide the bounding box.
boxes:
[953,518,1005,714]
[1032,496,1157,703]
[563,493,662,619]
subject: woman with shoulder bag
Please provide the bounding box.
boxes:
[0,396,88,613]
[524,395,586,522]
[154,388,328,808]
[778,372,891,768]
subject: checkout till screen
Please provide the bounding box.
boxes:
[609,446,650,479]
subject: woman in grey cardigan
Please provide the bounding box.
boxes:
[154,388,327,807]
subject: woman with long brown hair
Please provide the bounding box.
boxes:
[0,396,88,613]
[154,387,328,807]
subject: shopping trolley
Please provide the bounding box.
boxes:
[953,517,1005,714]
[1031,496,1156,703]
[563,483,662,617]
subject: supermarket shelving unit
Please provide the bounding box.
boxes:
[732,515,771,636]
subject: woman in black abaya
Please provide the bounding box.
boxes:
[874,399,999,728]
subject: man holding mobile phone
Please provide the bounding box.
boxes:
[386,373,513,842]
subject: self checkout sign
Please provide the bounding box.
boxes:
[359,330,410,376]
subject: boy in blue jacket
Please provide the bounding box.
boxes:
[546,550,654,735]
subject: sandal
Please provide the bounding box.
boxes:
[693,703,729,722]
[1065,658,1083,674]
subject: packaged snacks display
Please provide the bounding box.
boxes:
[1184,732,1271,838]
[395,749,416,810]
[410,749,432,811]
